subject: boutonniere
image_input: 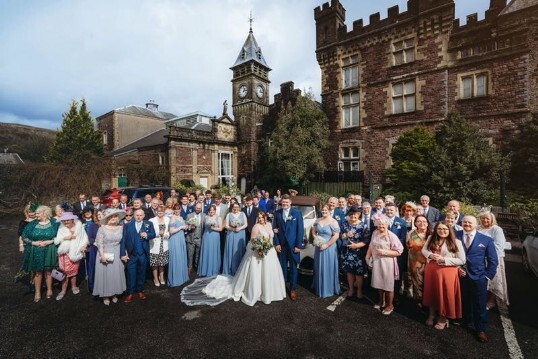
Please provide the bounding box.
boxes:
[144,223,150,230]
[335,215,341,221]
[286,215,293,221]
[395,222,401,229]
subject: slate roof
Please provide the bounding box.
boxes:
[500,0,538,15]
[106,105,177,120]
[231,30,270,69]
[110,128,168,156]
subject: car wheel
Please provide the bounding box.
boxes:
[522,248,531,274]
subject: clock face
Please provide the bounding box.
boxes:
[239,85,248,98]
[256,84,264,98]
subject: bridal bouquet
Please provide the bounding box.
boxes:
[251,235,273,258]
[312,234,326,247]
[230,218,240,228]
[186,217,198,227]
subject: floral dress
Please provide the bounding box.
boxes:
[340,221,369,275]
[150,224,169,266]
[407,230,427,300]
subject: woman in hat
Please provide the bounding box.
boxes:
[93,208,127,305]
[21,205,59,302]
[54,212,89,300]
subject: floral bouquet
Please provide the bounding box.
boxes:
[186,217,198,227]
[230,218,240,228]
[251,234,273,258]
[312,234,326,247]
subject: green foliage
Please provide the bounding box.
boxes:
[427,113,508,206]
[172,181,206,195]
[46,99,103,164]
[509,115,538,196]
[309,191,332,208]
[385,127,435,200]
[440,202,477,217]
[265,92,329,186]
[211,185,242,197]
[508,194,538,233]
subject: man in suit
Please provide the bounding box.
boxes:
[371,197,386,215]
[328,197,345,228]
[186,203,205,276]
[338,197,349,216]
[457,215,498,343]
[420,195,439,228]
[261,191,275,218]
[179,195,193,220]
[73,193,91,217]
[242,195,260,239]
[360,201,374,237]
[120,208,156,303]
[385,202,408,294]
[118,194,129,210]
[203,190,215,214]
[143,194,153,209]
[90,195,105,212]
[144,198,159,219]
[110,198,120,209]
[273,194,304,300]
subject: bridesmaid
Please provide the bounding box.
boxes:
[197,205,223,277]
[222,202,248,275]
[167,204,190,287]
[406,215,429,304]
[311,204,341,298]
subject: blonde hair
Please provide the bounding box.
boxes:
[35,205,52,219]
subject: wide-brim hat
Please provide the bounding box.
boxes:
[100,208,126,225]
[57,212,79,221]
[348,205,362,214]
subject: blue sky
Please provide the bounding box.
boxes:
[0,0,490,129]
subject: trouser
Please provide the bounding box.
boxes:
[187,239,201,270]
[279,243,298,290]
[126,253,147,294]
[460,276,488,332]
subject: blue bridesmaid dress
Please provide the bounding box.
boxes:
[197,217,221,277]
[222,212,247,276]
[167,217,189,287]
[312,222,341,298]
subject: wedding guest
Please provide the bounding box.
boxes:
[347,194,356,208]
[165,197,174,211]
[223,202,248,275]
[121,209,156,303]
[73,193,90,217]
[354,195,362,207]
[443,210,462,232]
[54,212,89,300]
[478,210,508,309]
[360,201,373,235]
[406,215,429,303]
[422,222,465,329]
[143,194,153,209]
[327,197,345,229]
[118,194,129,210]
[420,195,439,228]
[90,195,105,212]
[93,209,127,305]
[197,205,223,277]
[149,205,170,286]
[338,197,349,216]
[365,214,403,315]
[110,198,120,209]
[54,202,69,221]
[203,190,215,214]
[444,200,463,225]
[167,204,190,287]
[186,203,205,276]
[80,207,99,293]
[340,206,369,299]
[273,189,282,205]
[371,197,385,215]
[121,208,133,225]
[18,203,37,253]
[457,216,498,343]
[179,195,193,220]
[22,205,59,302]
[145,198,159,220]
[242,195,260,239]
[401,202,417,232]
[385,202,408,295]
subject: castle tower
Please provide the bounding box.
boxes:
[231,21,271,192]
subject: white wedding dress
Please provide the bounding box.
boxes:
[181,224,286,306]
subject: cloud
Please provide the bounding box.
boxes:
[0,111,59,130]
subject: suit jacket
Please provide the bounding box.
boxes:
[273,207,304,263]
[144,207,157,220]
[371,208,386,215]
[73,200,91,216]
[91,203,106,212]
[331,208,345,228]
[215,203,228,222]
[149,216,170,254]
[422,206,440,226]
[456,230,498,281]
[180,204,194,220]
[118,202,128,210]
[186,212,205,243]
[120,220,156,257]
[389,216,408,245]
[242,206,260,234]
[203,199,215,214]
[264,198,275,214]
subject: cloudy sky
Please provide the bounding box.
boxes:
[0,0,490,130]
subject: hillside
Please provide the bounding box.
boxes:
[0,123,56,162]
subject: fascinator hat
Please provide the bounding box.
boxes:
[100,208,126,225]
[372,213,390,226]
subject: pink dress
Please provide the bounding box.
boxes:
[370,230,403,292]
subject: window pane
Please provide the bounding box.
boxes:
[393,98,403,114]
[342,109,351,128]
[350,55,359,64]
[405,48,415,62]
[351,162,359,171]
[342,93,350,105]
[462,77,472,98]
[393,41,403,51]
[405,95,415,112]
[476,74,486,96]
[404,38,414,48]
[350,147,359,158]
[351,106,359,126]
[351,66,359,87]
[342,57,350,66]
[394,52,403,65]
[351,92,360,104]
[393,83,403,96]
[404,81,415,94]
[342,147,349,158]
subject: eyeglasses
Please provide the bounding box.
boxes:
[125,214,133,217]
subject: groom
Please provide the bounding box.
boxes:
[273,194,304,301]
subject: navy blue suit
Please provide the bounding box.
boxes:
[273,207,304,290]
[180,204,193,221]
[203,199,215,214]
[121,220,156,294]
[457,230,498,332]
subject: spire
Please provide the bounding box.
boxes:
[231,13,271,70]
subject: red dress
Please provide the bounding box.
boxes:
[422,243,462,319]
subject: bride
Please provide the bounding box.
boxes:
[181,211,286,306]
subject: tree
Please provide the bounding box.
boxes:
[426,113,508,206]
[385,127,435,200]
[509,115,538,196]
[46,99,104,164]
[265,92,329,186]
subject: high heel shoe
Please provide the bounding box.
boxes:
[435,320,449,330]
[46,290,53,299]
[153,279,160,287]
[33,295,41,303]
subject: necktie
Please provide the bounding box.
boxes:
[364,217,369,230]
[136,222,141,232]
[465,233,472,249]
[248,207,251,216]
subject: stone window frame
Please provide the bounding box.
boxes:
[117,167,126,177]
[342,55,359,89]
[341,92,360,128]
[457,71,490,100]
[218,151,234,186]
[102,131,108,145]
[391,79,416,114]
[392,37,416,66]
[385,137,399,169]
[338,144,360,172]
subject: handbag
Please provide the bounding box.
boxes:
[104,252,115,262]
[52,253,67,281]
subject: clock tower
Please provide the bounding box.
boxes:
[231,23,271,191]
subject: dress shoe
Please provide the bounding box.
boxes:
[290,291,297,301]
[33,295,41,303]
[382,306,394,315]
[137,292,147,300]
[153,280,160,287]
[124,294,134,303]
[112,296,118,304]
[477,332,488,343]
[103,298,110,306]
[435,320,449,330]
[56,292,66,301]
[72,287,80,295]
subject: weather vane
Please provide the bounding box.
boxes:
[249,10,254,32]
